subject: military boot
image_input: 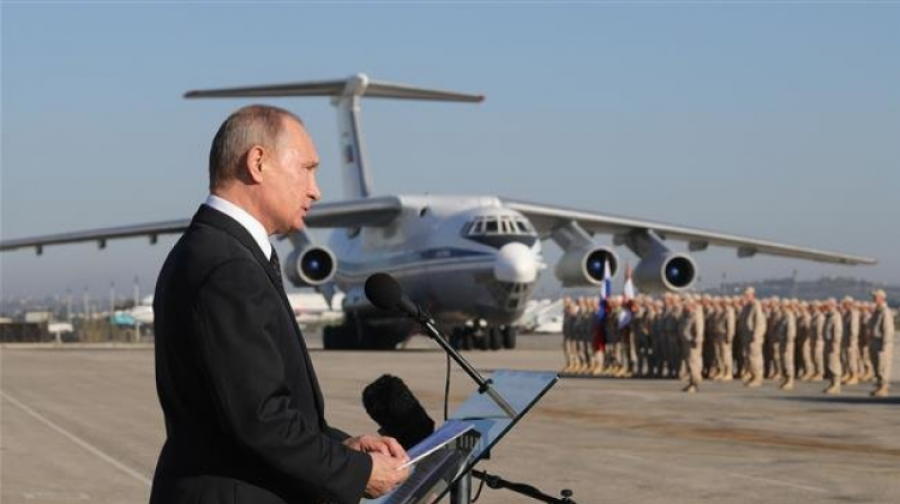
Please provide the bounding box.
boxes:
[561,355,574,374]
[870,385,889,397]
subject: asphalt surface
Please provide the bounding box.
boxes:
[2,333,898,503]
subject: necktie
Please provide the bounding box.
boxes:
[269,249,283,285]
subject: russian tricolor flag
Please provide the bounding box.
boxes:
[599,259,612,300]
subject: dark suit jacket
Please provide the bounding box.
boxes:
[149,205,371,504]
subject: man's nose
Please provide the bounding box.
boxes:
[309,177,322,201]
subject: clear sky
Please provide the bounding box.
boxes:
[2,1,898,302]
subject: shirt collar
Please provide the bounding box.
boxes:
[204,195,273,259]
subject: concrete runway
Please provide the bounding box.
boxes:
[2,334,898,504]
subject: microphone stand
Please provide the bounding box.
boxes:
[472,470,578,504]
[406,307,518,504]
[413,310,517,419]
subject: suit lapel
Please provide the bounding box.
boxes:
[193,205,278,285]
[192,205,327,424]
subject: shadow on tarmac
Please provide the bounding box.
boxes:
[774,395,900,406]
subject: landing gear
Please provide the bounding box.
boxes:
[322,312,407,350]
[488,327,503,350]
[502,326,517,350]
[449,323,516,351]
[450,327,475,351]
[322,324,349,350]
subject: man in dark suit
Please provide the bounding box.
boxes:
[150,105,409,504]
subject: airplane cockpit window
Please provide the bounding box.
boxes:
[461,216,537,241]
[514,219,530,234]
[484,218,499,234]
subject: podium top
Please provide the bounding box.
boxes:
[451,370,558,420]
[448,370,558,467]
[364,370,558,504]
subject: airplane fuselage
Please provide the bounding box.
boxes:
[330,195,543,329]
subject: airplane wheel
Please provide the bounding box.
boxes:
[449,328,464,350]
[369,335,401,350]
[461,331,474,351]
[488,327,503,351]
[322,326,332,349]
[323,325,346,350]
[502,326,517,350]
[475,330,489,351]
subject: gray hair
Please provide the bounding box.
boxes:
[208,104,304,190]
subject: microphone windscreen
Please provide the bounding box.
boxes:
[362,374,435,449]
[365,273,401,311]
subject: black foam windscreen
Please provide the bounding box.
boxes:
[362,374,435,450]
[365,273,401,311]
[365,272,420,318]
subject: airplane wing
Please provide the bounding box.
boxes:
[0,197,403,254]
[501,198,877,266]
[0,219,191,254]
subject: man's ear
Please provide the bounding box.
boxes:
[244,146,266,184]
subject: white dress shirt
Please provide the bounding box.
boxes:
[204,195,272,259]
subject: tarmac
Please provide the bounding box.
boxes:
[1,333,898,504]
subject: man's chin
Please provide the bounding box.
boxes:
[290,220,307,233]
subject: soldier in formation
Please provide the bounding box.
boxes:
[557,289,894,396]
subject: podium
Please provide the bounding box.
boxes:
[365,370,558,504]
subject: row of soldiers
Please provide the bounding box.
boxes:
[561,288,894,396]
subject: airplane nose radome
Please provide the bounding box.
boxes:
[494,242,538,283]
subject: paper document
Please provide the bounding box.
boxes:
[400,420,474,469]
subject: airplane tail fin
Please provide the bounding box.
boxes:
[186,74,484,200]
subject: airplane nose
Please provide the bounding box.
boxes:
[493,242,538,283]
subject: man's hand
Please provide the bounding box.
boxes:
[344,435,408,461]
[346,435,411,498]
[363,452,411,499]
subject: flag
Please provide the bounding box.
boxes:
[596,259,613,332]
[623,277,636,300]
[600,259,612,300]
[623,263,636,301]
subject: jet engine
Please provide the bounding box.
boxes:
[285,246,337,287]
[633,252,696,292]
[554,247,619,287]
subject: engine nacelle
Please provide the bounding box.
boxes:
[554,247,619,287]
[633,252,696,292]
[286,246,337,287]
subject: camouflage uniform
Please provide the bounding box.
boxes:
[868,294,894,397]
[739,294,767,387]
[776,303,797,390]
[679,301,705,392]
[823,302,844,394]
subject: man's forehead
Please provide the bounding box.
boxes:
[279,144,318,161]
[278,122,319,166]
[279,117,313,145]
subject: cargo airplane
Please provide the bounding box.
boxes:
[0,74,876,350]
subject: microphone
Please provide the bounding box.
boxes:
[364,272,422,320]
[363,272,518,418]
[362,374,435,450]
